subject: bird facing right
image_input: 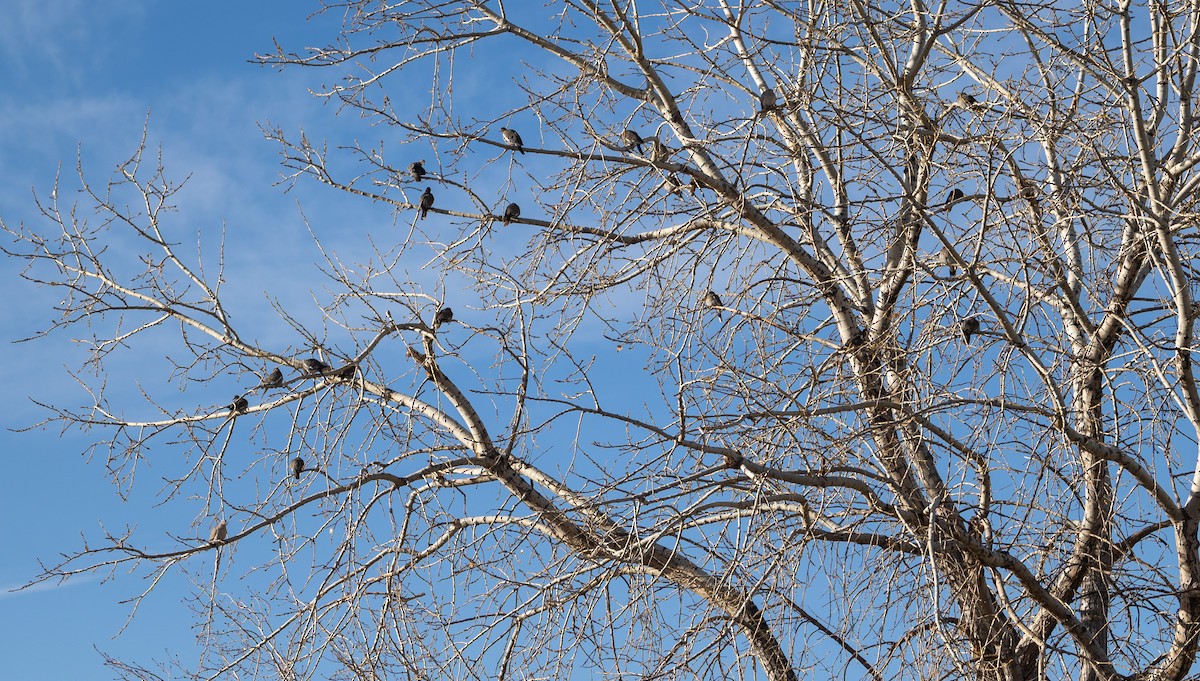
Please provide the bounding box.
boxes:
[620,129,643,153]
[258,367,283,390]
[500,127,525,154]
[292,456,305,481]
[408,160,426,182]
[434,307,454,328]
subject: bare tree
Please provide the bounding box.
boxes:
[10,1,1200,680]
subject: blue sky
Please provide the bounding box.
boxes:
[0,3,365,678]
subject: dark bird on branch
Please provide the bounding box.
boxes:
[209,519,227,544]
[434,307,454,328]
[500,127,524,154]
[960,317,981,344]
[957,92,978,109]
[946,188,965,204]
[257,367,283,390]
[419,187,434,220]
[229,395,248,415]
[408,160,426,182]
[503,203,521,225]
[620,129,643,153]
[292,456,304,481]
[302,358,330,375]
[334,364,356,380]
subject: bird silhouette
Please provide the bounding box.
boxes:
[956,92,978,109]
[936,248,958,276]
[229,395,249,415]
[946,188,965,204]
[334,364,357,380]
[257,367,283,390]
[302,358,330,375]
[292,456,304,481]
[409,160,426,182]
[503,203,521,225]
[434,307,454,328]
[500,127,524,154]
[620,129,643,153]
[960,317,981,344]
[760,87,778,113]
[209,519,228,544]
[419,187,434,220]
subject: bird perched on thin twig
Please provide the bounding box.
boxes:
[500,127,524,154]
[649,137,669,164]
[956,92,978,110]
[946,188,965,204]
[419,187,434,220]
[408,160,426,182]
[936,248,958,276]
[209,519,227,544]
[229,395,248,415]
[257,367,283,390]
[503,203,521,225]
[620,129,643,153]
[703,290,724,319]
[434,307,454,328]
[292,456,304,481]
[302,358,330,375]
[960,317,981,344]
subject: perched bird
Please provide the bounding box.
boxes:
[209,519,228,544]
[960,317,981,344]
[703,290,724,319]
[434,307,454,328]
[257,367,283,390]
[760,87,779,113]
[620,129,644,153]
[419,187,434,220]
[500,127,525,154]
[302,358,330,375]
[229,395,249,415]
[292,456,305,481]
[648,137,669,164]
[936,248,958,276]
[502,202,521,225]
[956,92,978,109]
[408,160,426,182]
[334,364,357,380]
[946,188,965,204]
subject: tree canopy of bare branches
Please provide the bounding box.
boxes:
[11,1,1200,680]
